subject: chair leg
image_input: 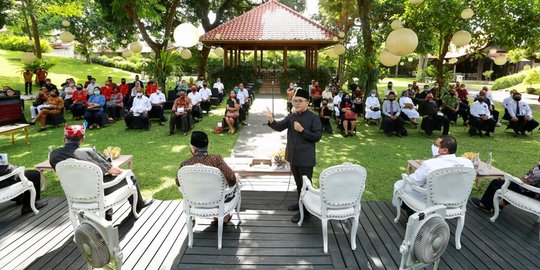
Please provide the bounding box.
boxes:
[132,190,140,218]
[490,194,501,223]
[322,219,328,254]
[455,216,465,250]
[394,198,402,223]
[28,187,39,214]
[186,214,194,248]
[297,199,304,227]
[350,214,360,251]
[236,195,242,224]
[218,216,224,250]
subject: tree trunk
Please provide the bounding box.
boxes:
[476,57,484,81]
[26,3,42,59]
[358,0,377,100]
[434,35,452,98]
[198,46,211,77]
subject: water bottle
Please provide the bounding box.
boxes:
[83,120,88,129]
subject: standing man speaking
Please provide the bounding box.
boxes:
[263,88,322,223]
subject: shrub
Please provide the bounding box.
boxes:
[91,55,147,73]
[277,66,332,94]
[21,58,56,73]
[0,33,52,52]
[525,87,537,94]
[523,69,540,86]
[492,72,527,90]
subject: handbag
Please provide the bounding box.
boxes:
[344,111,358,120]
[106,100,118,107]
[226,111,239,118]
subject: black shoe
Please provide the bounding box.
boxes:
[21,201,48,215]
[241,122,248,125]
[291,212,310,223]
[287,203,299,211]
[396,132,402,138]
[485,132,493,137]
[38,127,47,132]
[137,199,154,212]
[28,122,35,126]
[469,198,492,213]
[105,209,113,221]
[168,132,174,136]
[159,122,165,126]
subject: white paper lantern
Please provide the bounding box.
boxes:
[129,41,143,53]
[27,40,34,46]
[489,48,497,54]
[451,30,471,47]
[121,39,128,45]
[62,20,70,27]
[461,8,474,20]
[173,23,200,48]
[400,62,405,66]
[21,52,37,63]
[410,0,424,4]
[214,47,224,57]
[122,49,133,58]
[59,31,75,43]
[327,48,338,58]
[332,36,338,42]
[408,57,414,62]
[391,20,403,30]
[180,48,192,59]
[385,28,418,56]
[338,31,345,38]
[449,58,458,64]
[494,55,507,66]
[379,49,401,67]
[333,44,346,55]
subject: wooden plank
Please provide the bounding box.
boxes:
[184,247,325,256]
[188,238,321,248]
[332,220,372,269]
[176,264,336,269]
[180,254,332,265]
[0,197,60,237]
[349,208,389,269]
[327,220,356,269]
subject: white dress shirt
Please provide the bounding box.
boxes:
[507,99,533,118]
[399,96,419,118]
[188,91,202,106]
[85,83,100,95]
[322,90,333,101]
[131,95,151,114]
[213,82,224,93]
[365,96,382,119]
[502,96,513,110]
[237,89,249,105]
[470,101,492,118]
[200,87,212,100]
[333,95,342,116]
[393,154,474,206]
[149,92,166,105]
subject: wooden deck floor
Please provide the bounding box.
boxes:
[0,191,538,269]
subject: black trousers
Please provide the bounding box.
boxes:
[192,106,202,119]
[421,115,449,135]
[468,116,496,134]
[124,112,150,129]
[381,116,406,135]
[0,170,41,207]
[491,109,500,122]
[84,110,106,127]
[25,82,32,95]
[70,103,86,117]
[169,113,193,133]
[507,116,540,133]
[149,106,166,122]
[291,165,314,197]
[103,174,145,210]
[201,100,211,113]
[107,106,123,119]
[480,179,537,210]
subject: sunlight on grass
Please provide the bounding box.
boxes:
[171,145,188,153]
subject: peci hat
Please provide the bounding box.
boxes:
[190,131,209,148]
[295,88,310,100]
[64,124,85,137]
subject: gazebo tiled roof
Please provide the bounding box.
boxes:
[200,0,338,44]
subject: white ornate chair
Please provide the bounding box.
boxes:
[490,174,540,240]
[56,159,140,230]
[298,163,367,254]
[177,163,242,250]
[0,166,39,214]
[393,166,476,250]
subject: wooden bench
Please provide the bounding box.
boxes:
[0,124,30,145]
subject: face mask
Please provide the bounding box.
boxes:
[431,144,440,157]
[203,85,207,88]
[76,87,83,91]
[180,93,185,98]
[343,98,351,103]
[514,97,521,101]
[449,92,455,96]
[121,81,126,84]
[94,91,100,95]
[389,98,395,101]
[478,98,484,103]
[137,93,143,97]
[322,102,328,106]
[157,90,161,94]
[370,93,376,97]
[339,93,344,97]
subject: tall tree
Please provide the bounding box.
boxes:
[0,0,13,29]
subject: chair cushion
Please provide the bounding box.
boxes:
[71,185,134,211]
[399,190,463,218]
[0,182,27,201]
[501,190,540,215]
[188,196,240,217]
[303,191,356,219]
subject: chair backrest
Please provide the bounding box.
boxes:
[56,159,105,203]
[426,167,476,208]
[320,163,367,207]
[177,163,227,208]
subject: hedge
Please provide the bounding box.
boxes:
[0,34,52,53]
[491,71,527,90]
[91,55,147,73]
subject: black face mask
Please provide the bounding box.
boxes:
[76,88,83,91]
[449,93,455,96]
[478,98,485,103]
[514,97,521,101]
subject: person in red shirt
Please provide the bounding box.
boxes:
[100,85,112,100]
[105,77,117,89]
[456,83,469,105]
[118,78,130,108]
[35,68,48,87]
[145,79,158,96]
[310,82,322,109]
[70,84,87,120]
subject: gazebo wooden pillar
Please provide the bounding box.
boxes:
[283,46,288,71]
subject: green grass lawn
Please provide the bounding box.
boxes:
[2,49,540,202]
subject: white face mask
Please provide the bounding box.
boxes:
[431,144,440,157]
[371,93,376,97]
[157,90,161,94]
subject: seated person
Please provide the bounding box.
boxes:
[224,90,240,134]
[125,88,152,131]
[352,91,363,116]
[174,79,189,96]
[319,99,333,134]
[49,124,153,221]
[365,90,381,124]
[398,90,419,126]
[392,136,473,210]
[176,131,237,224]
[322,86,334,105]
[469,96,496,137]
[200,82,212,114]
[506,92,539,136]
[477,87,500,124]
[501,89,518,121]
[212,78,225,104]
[340,94,357,137]
[441,88,467,125]
[187,85,202,120]
[84,87,107,130]
[286,83,296,113]
[456,83,469,105]
[118,78,130,107]
[148,87,167,126]
[418,93,449,136]
[384,81,395,98]
[70,84,87,120]
[169,90,193,136]
[106,85,124,121]
[381,92,407,137]
[145,79,158,96]
[333,89,343,120]
[310,82,322,109]
[415,85,431,102]
[30,87,49,119]
[0,162,47,214]
[237,84,251,124]
[470,162,540,212]
[29,89,64,132]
